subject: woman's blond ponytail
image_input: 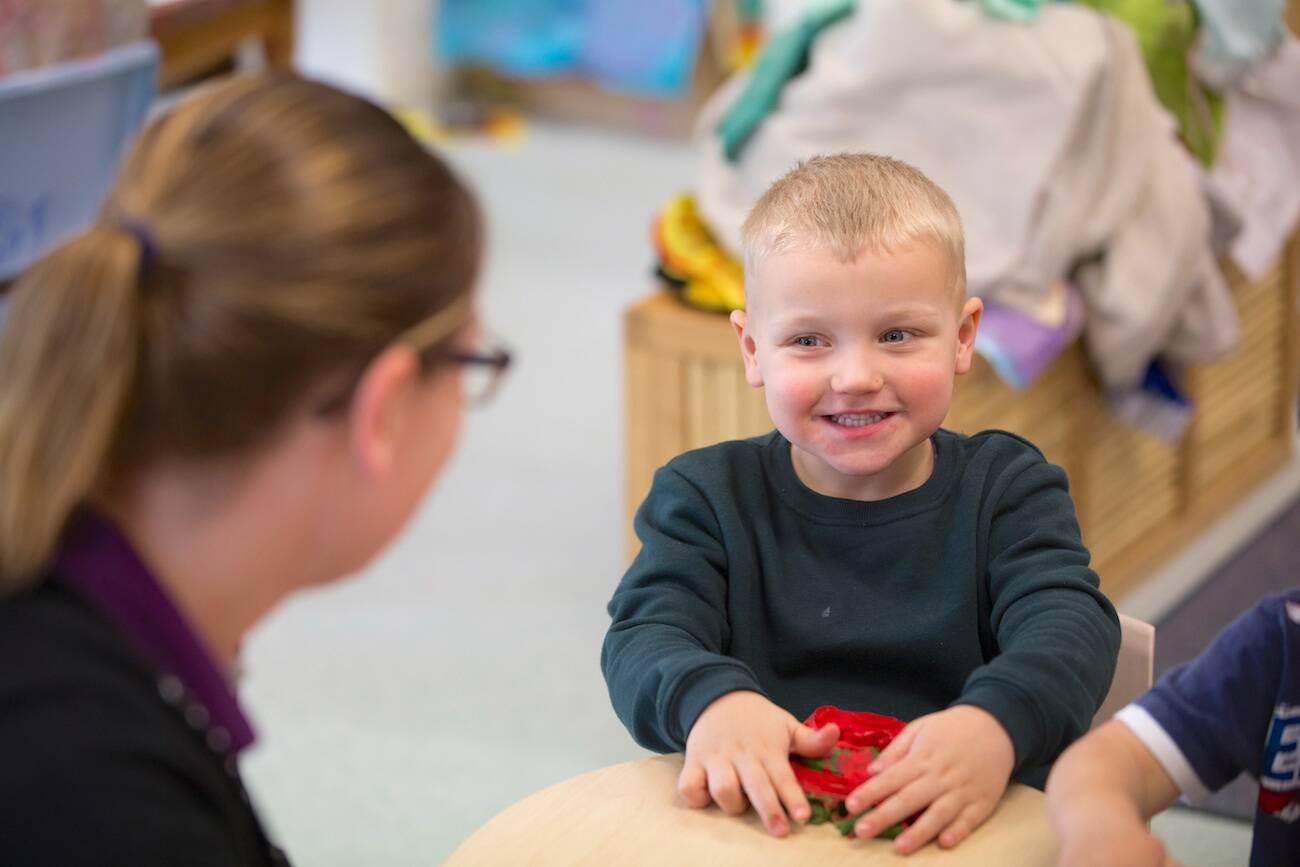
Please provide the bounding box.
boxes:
[0,226,145,589]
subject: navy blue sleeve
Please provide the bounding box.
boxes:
[1134,593,1287,792]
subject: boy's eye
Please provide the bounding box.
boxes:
[881,329,910,344]
[794,335,822,348]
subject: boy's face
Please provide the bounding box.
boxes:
[732,243,981,501]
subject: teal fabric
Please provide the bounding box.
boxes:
[1192,0,1286,77]
[976,0,1057,23]
[602,429,1121,787]
[717,0,855,162]
[736,0,764,22]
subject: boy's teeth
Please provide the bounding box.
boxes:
[832,412,887,427]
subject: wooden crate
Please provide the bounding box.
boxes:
[624,240,1300,599]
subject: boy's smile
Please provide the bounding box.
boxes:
[733,244,981,502]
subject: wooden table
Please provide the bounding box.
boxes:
[445,755,1058,865]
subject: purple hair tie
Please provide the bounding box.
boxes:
[116,216,158,278]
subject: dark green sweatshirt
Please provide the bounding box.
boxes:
[602,429,1120,787]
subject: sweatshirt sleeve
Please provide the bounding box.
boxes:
[954,451,1121,776]
[601,464,765,753]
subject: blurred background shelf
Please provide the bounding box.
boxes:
[149,0,293,88]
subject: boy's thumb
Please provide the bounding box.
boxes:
[791,722,840,758]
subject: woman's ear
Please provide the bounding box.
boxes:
[954,297,983,376]
[346,345,421,479]
[731,309,765,388]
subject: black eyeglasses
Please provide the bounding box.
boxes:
[447,335,512,405]
[314,330,513,416]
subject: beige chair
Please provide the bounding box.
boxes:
[1091,613,1155,728]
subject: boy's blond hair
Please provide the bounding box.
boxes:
[741,153,966,294]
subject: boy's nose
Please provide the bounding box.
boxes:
[830,354,884,394]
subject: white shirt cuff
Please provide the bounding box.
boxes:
[1114,704,1212,804]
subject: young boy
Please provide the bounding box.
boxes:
[601,154,1121,854]
[1048,589,1300,867]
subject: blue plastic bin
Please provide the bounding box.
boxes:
[0,40,158,281]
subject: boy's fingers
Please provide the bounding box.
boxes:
[765,757,812,824]
[845,756,922,814]
[790,722,840,757]
[893,793,962,855]
[853,778,937,841]
[737,758,790,836]
[705,760,748,816]
[936,800,988,849]
[870,723,918,774]
[677,759,711,809]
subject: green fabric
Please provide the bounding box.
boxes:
[601,429,1121,787]
[717,0,855,162]
[1078,0,1224,165]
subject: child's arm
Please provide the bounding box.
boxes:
[1050,592,1289,865]
[602,465,759,753]
[1046,720,1181,867]
[603,464,838,835]
[953,452,1122,773]
[846,446,1121,853]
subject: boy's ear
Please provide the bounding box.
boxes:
[954,297,983,376]
[346,345,421,479]
[731,309,764,388]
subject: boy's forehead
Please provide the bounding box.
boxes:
[746,243,962,315]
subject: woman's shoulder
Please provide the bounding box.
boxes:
[0,578,264,863]
[0,577,146,693]
[0,579,174,756]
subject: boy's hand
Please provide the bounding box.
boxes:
[679,690,840,837]
[1055,798,1180,867]
[844,705,1014,854]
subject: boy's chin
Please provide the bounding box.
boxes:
[823,456,905,480]
[796,446,902,481]
[799,438,934,484]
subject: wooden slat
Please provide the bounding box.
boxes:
[1193,410,1280,490]
[1098,437,1292,597]
[684,360,710,450]
[715,360,743,442]
[626,293,746,363]
[742,384,772,438]
[1286,232,1300,432]
[1193,382,1282,445]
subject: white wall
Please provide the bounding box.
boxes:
[293,0,443,108]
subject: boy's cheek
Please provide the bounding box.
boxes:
[898,362,956,406]
[763,371,824,416]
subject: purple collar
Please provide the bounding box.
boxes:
[53,510,255,754]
